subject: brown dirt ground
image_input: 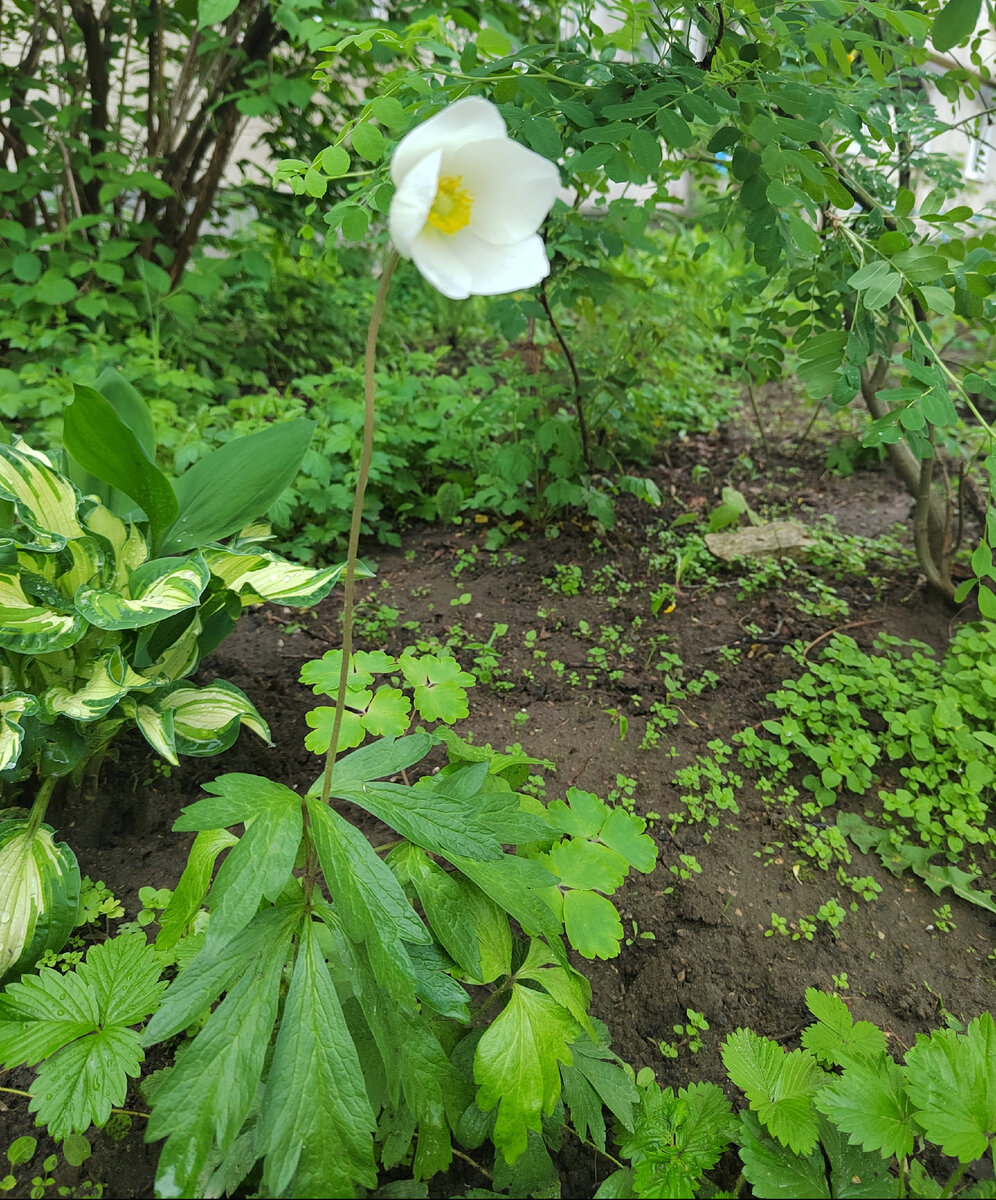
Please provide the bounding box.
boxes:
[4,416,995,1199]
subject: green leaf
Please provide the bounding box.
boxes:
[197,0,238,27]
[155,682,270,757]
[736,1110,829,1199]
[62,383,171,545]
[202,547,345,607]
[817,1114,900,1197]
[351,122,385,162]
[932,0,982,51]
[0,935,165,1138]
[0,443,85,546]
[656,109,693,149]
[257,920,377,1196]
[904,1012,996,1162]
[475,983,578,1162]
[399,654,476,723]
[617,1079,734,1197]
[562,1030,638,1151]
[75,554,209,630]
[175,774,302,949]
[156,828,238,951]
[721,1030,822,1154]
[549,839,628,892]
[815,1055,916,1159]
[801,989,887,1066]
[397,847,484,979]
[159,419,314,555]
[598,808,657,874]
[562,889,624,959]
[147,926,290,1197]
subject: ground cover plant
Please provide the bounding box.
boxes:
[1,1,995,1197]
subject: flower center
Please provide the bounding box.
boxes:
[426,175,474,235]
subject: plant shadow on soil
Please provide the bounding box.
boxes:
[6,418,995,1199]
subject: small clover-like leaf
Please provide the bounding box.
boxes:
[549,838,628,894]
[305,705,366,753]
[361,686,412,737]
[300,650,374,697]
[399,653,475,723]
[546,788,609,838]
[597,808,657,874]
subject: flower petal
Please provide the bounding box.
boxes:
[448,138,561,245]
[391,97,507,186]
[388,150,441,257]
[412,228,550,298]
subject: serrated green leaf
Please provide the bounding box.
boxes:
[32,1025,143,1138]
[618,1079,734,1197]
[722,1030,822,1154]
[817,1114,900,1196]
[801,989,887,1066]
[400,848,483,979]
[147,927,290,1196]
[815,1055,916,1159]
[904,1012,996,1162]
[175,775,301,950]
[449,852,560,941]
[156,829,238,952]
[257,920,377,1196]
[144,905,299,1045]
[475,984,578,1163]
[332,777,501,861]
[737,1110,829,1198]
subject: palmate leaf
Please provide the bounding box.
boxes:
[904,1011,996,1162]
[475,982,579,1163]
[563,889,624,960]
[815,1055,916,1159]
[801,989,888,1066]
[257,919,377,1198]
[0,935,165,1138]
[721,1029,823,1155]
[398,653,476,722]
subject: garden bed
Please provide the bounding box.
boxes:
[6,424,994,1199]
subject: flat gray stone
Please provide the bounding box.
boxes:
[705,520,814,563]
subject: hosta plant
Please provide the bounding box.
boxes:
[0,375,353,979]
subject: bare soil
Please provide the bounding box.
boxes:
[4,419,994,1199]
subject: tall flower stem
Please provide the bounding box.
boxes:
[318,249,400,808]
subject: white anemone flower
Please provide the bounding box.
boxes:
[388,97,561,300]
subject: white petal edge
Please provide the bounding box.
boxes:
[391,97,508,186]
[411,229,550,299]
[388,150,441,257]
[446,138,561,245]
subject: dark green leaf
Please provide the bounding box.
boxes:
[932,0,982,51]
[159,419,314,555]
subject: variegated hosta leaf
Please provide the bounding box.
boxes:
[156,681,271,757]
[41,648,153,723]
[202,548,348,608]
[74,554,211,631]
[0,442,86,549]
[82,502,148,590]
[0,820,81,982]
[0,693,37,773]
[119,697,178,766]
[55,537,104,595]
[136,616,202,686]
[0,573,86,653]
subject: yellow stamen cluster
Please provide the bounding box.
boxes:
[426,175,474,235]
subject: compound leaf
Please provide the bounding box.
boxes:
[563,889,624,960]
[398,654,475,723]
